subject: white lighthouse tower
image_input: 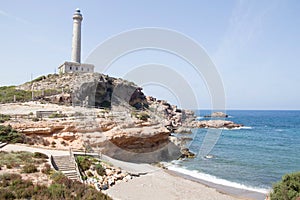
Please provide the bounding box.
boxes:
[71,8,82,63]
[58,8,94,74]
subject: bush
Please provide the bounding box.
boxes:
[86,170,93,177]
[48,183,65,199]
[22,163,37,173]
[270,171,300,200]
[95,163,106,176]
[41,163,51,174]
[77,156,92,171]
[0,114,11,123]
[0,125,25,143]
[0,188,15,199]
[60,140,68,146]
[33,152,49,159]
[0,172,112,200]
[32,117,39,122]
[48,113,67,118]
[50,172,66,183]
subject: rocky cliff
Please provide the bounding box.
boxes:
[17,73,148,109]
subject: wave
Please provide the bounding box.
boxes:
[167,165,269,194]
[207,126,253,130]
[222,126,253,130]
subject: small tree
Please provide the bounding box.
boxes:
[270,171,300,200]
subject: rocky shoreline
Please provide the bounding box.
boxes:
[1,73,243,163]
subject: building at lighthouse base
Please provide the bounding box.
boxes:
[58,61,94,74]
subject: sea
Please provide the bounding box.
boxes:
[168,110,300,194]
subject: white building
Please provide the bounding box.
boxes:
[58,61,94,74]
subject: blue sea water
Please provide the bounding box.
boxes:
[169,110,300,193]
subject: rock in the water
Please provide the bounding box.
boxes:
[180,148,195,158]
[190,120,243,129]
[204,112,228,118]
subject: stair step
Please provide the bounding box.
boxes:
[52,155,80,181]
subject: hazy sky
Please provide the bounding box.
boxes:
[0,1,299,110]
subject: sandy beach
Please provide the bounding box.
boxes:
[2,144,266,200]
[104,168,241,200]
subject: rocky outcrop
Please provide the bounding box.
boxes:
[146,96,196,131]
[93,125,182,163]
[17,73,149,109]
[204,112,228,118]
[190,120,243,129]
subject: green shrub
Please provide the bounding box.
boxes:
[77,156,92,171]
[86,170,93,177]
[0,188,15,199]
[0,114,11,123]
[270,171,300,200]
[0,125,25,143]
[22,163,37,173]
[60,140,68,146]
[0,172,112,200]
[48,113,67,118]
[33,152,49,159]
[48,183,65,199]
[50,172,66,183]
[95,163,106,176]
[32,117,39,122]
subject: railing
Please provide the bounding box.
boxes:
[70,148,84,183]
[50,155,59,170]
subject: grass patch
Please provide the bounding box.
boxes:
[0,151,47,168]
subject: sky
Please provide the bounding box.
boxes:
[0,0,299,110]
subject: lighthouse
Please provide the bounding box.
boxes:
[58,9,94,74]
[71,8,83,63]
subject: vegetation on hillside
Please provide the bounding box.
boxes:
[0,172,112,199]
[0,151,111,200]
[0,151,47,170]
[0,86,32,103]
[0,125,25,144]
[270,171,300,200]
[0,84,62,103]
[77,155,93,171]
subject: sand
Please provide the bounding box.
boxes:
[104,169,242,200]
[2,145,267,200]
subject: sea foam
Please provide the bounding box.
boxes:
[167,165,269,194]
